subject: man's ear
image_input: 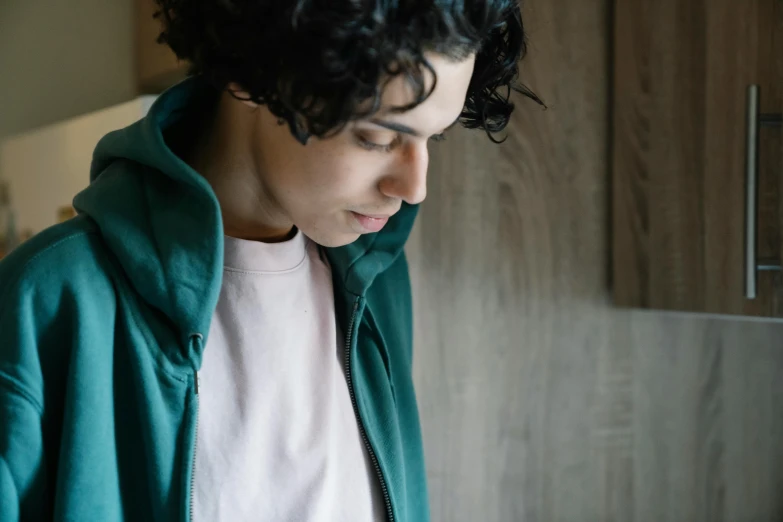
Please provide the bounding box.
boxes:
[227,82,258,108]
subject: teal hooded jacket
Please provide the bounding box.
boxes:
[0,77,429,521]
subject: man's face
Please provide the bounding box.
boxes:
[244,52,476,247]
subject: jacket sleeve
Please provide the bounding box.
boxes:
[0,385,47,522]
[0,247,56,521]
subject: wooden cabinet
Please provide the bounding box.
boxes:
[612,0,783,318]
[135,0,187,93]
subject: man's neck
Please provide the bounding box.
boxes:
[175,89,296,243]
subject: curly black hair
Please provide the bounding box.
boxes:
[154,0,544,144]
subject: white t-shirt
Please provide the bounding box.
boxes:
[193,230,386,521]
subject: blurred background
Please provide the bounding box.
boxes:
[1,1,782,521]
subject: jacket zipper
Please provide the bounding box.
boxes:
[344,297,395,522]
[190,371,200,522]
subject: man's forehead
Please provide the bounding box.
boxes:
[368,54,474,131]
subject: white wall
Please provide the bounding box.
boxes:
[0,97,154,234]
[0,0,136,140]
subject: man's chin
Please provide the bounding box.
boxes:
[308,231,362,248]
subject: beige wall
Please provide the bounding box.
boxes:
[0,0,135,140]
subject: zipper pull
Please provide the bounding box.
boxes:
[188,334,204,395]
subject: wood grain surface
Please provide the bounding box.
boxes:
[612,0,783,317]
[406,0,783,520]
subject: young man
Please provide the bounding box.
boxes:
[0,1,540,520]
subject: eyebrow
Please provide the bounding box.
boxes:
[368,115,461,137]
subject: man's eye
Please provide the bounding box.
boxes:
[355,133,399,152]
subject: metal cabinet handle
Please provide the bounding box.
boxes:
[745,84,783,300]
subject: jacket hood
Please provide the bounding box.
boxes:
[72,76,418,355]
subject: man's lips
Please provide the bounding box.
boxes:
[351,211,392,232]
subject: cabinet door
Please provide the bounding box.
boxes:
[613,0,783,317]
[136,0,188,93]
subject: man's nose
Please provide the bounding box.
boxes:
[379,141,429,205]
